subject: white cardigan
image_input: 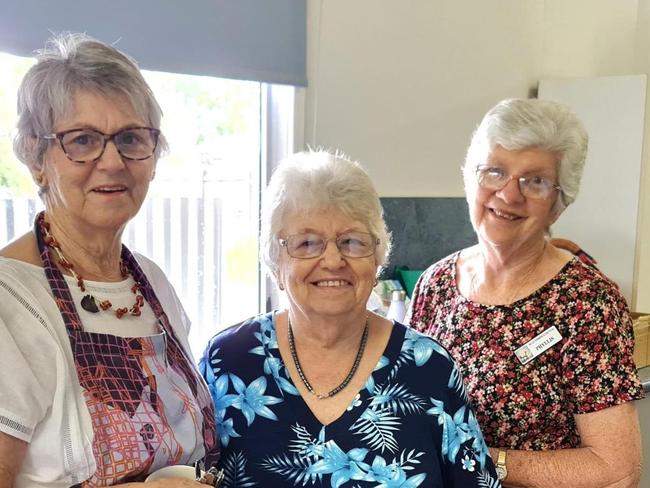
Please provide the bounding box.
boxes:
[0,254,195,487]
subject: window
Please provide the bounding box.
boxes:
[0,51,296,356]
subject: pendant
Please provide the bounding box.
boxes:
[81,294,99,313]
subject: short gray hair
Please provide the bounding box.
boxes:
[261,150,392,276]
[13,32,167,172]
[463,98,588,213]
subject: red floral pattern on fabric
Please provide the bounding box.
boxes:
[407,253,644,451]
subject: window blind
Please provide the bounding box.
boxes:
[0,0,307,86]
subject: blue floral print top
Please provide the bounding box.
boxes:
[199,312,501,488]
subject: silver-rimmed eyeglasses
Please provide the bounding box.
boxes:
[476,165,562,200]
[279,232,379,259]
[42,127,160,163]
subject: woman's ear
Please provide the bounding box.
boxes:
[274,271,285,291]
[31,166,48,193]
[25,136,47,189]
[549,195,566,225]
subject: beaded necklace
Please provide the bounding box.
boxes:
[287,315,369,400]
[38,214,144,319]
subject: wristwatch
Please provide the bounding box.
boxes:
[495,449,508,481]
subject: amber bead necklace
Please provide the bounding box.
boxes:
[39,215,144,319]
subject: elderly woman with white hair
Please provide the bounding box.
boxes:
[0,34,216,486]
[199,151,501,487]
[408,98,644,487]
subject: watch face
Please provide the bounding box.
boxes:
[496,465,507,481]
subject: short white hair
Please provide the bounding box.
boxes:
[261,150,392,276]
[463,98,588,214]
[13,32,167,173]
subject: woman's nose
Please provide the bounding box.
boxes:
[320,240,345,267]
[95,141,127,171]
[496,177,525,203]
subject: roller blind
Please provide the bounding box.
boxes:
[0,0,307,86]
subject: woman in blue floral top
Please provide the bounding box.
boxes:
[200,151,500,487]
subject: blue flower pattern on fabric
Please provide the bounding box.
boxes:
[308,444,370,487]
[212,374,239,447]
[200,313,500,487]
[248,315,300,396]
[229,374,282,426]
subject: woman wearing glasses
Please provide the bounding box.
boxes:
[199,150,501,487]
[407,99,643,487]
[0,34,216,486]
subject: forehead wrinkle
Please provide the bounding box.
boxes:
[53,123,147,134]
[53,89,145,132]
[486,159,557,178]
[288,226,369,237]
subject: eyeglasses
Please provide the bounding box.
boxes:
[42,127,160,163]
[279,232,379,259]
[475,165,562,200]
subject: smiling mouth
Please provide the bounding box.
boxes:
[92,186,127,194]
[313,280,352,287]
[490,208,522,221]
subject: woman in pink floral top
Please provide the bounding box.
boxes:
[407,98,644,488]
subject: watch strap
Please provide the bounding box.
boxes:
[496,449,508,481]
[497,450,507,466]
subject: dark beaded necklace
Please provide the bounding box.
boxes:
[38,214,144,319]
[287,315,369,400]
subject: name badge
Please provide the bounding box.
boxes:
[514,326,563,365]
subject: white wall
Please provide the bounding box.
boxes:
[303,0,650,310]
[634,3,650,312]
[539,75,646,303]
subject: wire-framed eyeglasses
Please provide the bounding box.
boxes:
[279,232,379,259]
[475,165,562,200]
[42,127,160,163]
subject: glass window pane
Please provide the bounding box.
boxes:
[134,70,262,355]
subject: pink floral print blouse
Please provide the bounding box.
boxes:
[407,253,644,450]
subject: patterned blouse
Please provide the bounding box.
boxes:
[199,312,501,487]
[407,253,644,451]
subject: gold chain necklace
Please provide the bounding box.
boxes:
[287,316,369,400]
